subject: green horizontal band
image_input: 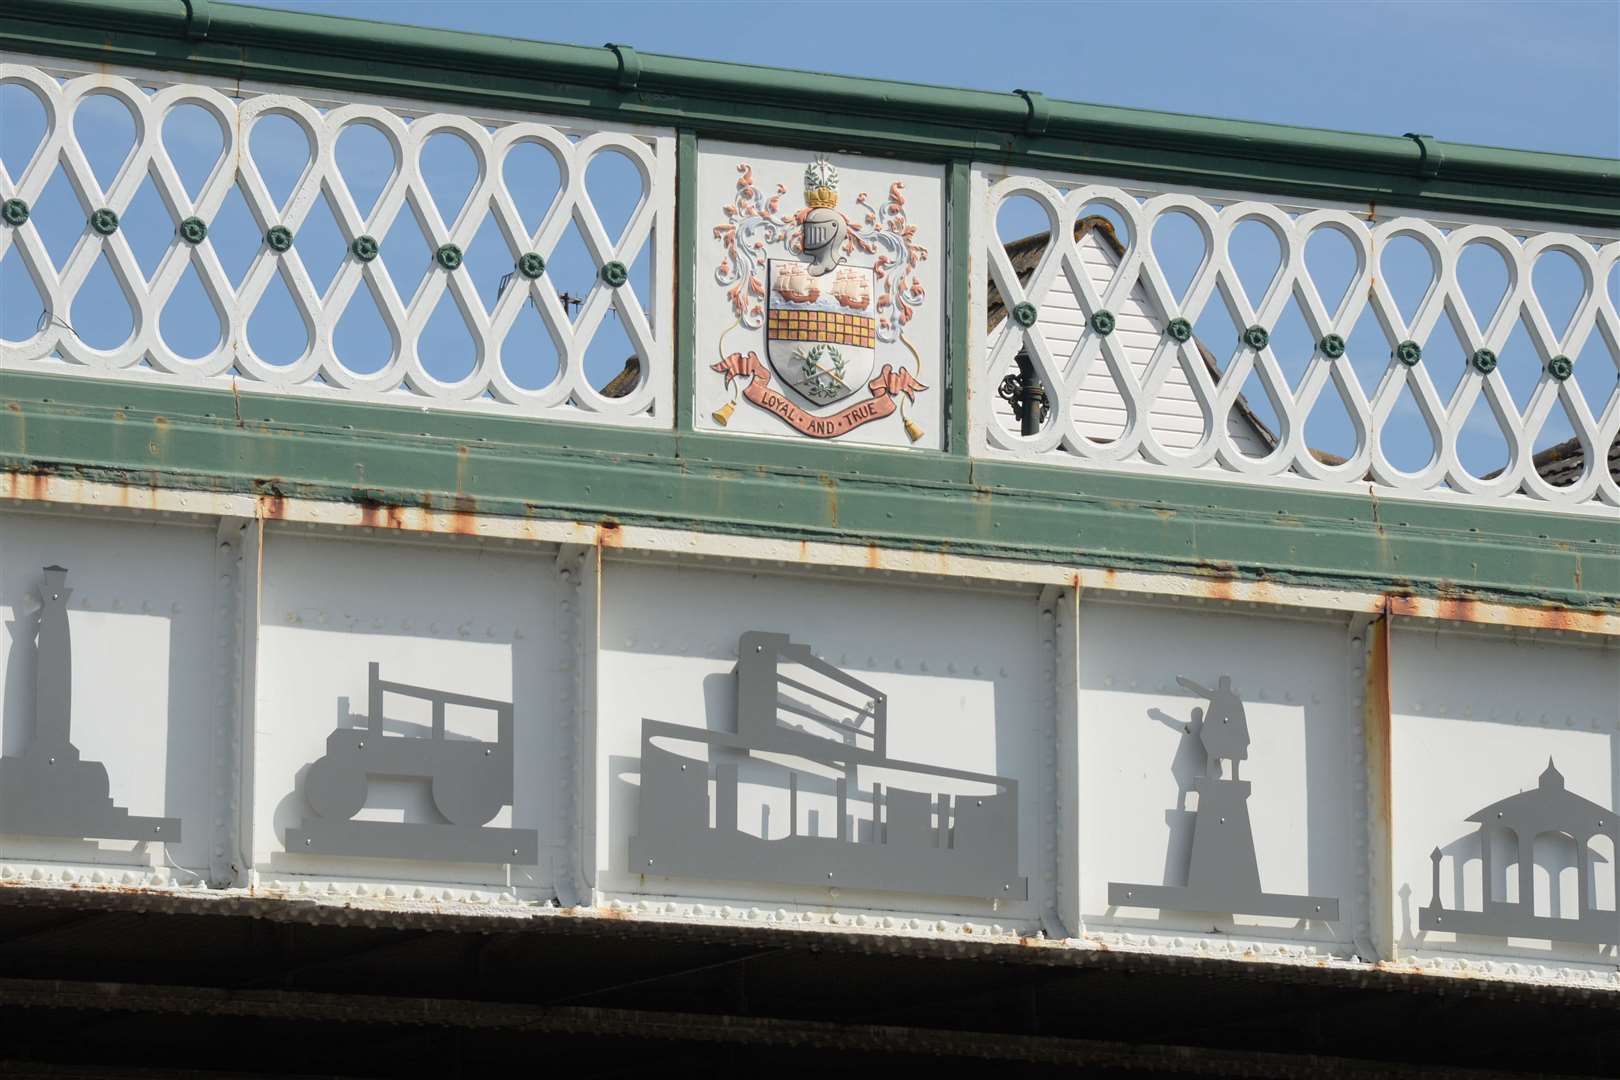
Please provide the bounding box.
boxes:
[4,371,1614,611]
[2,0,1615,227]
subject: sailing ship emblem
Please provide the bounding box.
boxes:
[712,156,930,441]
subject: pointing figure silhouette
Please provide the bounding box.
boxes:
[1177,674,1249,780]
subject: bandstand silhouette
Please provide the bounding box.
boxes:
[1422,759,1619,946]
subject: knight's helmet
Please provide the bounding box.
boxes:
[800,157,847,277]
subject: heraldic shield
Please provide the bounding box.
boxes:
[766,259,877,406]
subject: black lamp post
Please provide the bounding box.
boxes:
[997,347,1048,436]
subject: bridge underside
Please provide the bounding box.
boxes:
[0,888,1613,1078]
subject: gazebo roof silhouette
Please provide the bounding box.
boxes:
[1421,758,1619,946]
[1464,759,1612,841]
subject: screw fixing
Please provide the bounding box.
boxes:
[1011,301,1038,328]
[1166,317,1193,343]
[178,216,208,244]
[351,234,380,262]
[90,208,119,236]
[600,260,629,287]
[266,225,294,252]
[1319,333,1346,359]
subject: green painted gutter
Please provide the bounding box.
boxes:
[6,373,1616,611]
[4,0,1617,227]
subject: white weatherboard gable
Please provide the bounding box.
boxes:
[1076,600,1358,948]
[594,558,1050,923]
[695,140,946,450]
[988,226,1272,455]
[251,529,574,891]
[0,512,221,875]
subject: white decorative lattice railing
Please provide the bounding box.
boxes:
[0,56,674,425]
[972,167,1620,512]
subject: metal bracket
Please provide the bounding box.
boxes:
[605,43,641,92]
[180,0,212,42]
[1013,89,1048,136]
[1402,132,1443,180]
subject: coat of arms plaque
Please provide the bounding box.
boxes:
[707,153,935,444]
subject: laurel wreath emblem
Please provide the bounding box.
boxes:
[796,342,847,400]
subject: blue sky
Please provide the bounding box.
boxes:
[3,1,1615,475]
[251,0,1618,157]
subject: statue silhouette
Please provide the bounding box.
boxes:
[1110,672,1338,922]
[1177,675,1248,779]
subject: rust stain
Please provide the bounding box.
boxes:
[798,539,809,562]
[1366,609,1393,842]
[257,492,288,520]
[448,492,479,536]
[865,544,881,570]
[1386,595,1613,635]
[597,521,623,548]
[818,474,838,528]
[353,490,415,532]
[454,445,470,496]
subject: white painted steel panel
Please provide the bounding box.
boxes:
[1390,626,1620,966]
[1076,600,1360,950]
[2,499,1619,990]
[594,558,1052,925]
[251,529,573,892]
[0,511,222,878]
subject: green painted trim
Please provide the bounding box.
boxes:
[2,1,1615,227]
[5,372,1615,611]
[946,160,972,455]
[675,130,698,433]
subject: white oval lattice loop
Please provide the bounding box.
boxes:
[0,57,673,429]
[971,163,1615,514]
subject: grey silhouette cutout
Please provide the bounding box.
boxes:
[1420,759,1618,945]
[0,566,181,843]
[285,662,537,864]
[1108,674,1338,921]
[630,631,1026,900]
